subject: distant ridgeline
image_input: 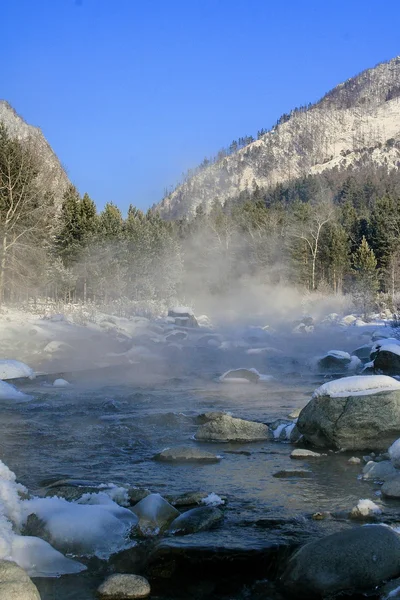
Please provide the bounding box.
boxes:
[2,57,400,309]
[155,56,400,220]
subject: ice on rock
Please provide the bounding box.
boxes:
[388,438,400,468]
[0,381,32,402]
[219,368,272,384]
[313,375,400,399]
[22,493,138,559]
[53,379,70,388]
[11,535,86,577]
[201,493,225,507]
[131,493,179,536]
[0,459,85,576]
[374,343,400,358]
[0,360,35,380]
[350,499,382,518]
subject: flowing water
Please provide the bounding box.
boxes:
[0,324,397,599]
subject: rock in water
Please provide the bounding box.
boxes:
[316,351,351,372]
[0,560,41,600]
[297,376,400,450]
[219,368,260,383]
[131,493,179,536]
[362,460,397,481]
[97,574,150,599]
[168,507,223,534]
[281,525,400,598]
[167,307,198,328]
[374,346,400,374]
[382,475,400,498]
[290,449,323,459]
[195,414,269,442]
[154,446,220,463]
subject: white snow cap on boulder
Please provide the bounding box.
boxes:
[0,360,35,380]
[0,381,31,401]
[313,375,400,399]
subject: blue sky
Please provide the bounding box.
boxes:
[2,0,400,212]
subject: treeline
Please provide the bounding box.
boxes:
[2,121,400,315]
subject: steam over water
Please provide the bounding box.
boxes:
[0,311,393,599]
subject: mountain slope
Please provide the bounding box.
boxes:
[156,57,400,219]
[0,101,70,205]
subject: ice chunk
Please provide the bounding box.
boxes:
[313,375,400,398]
[11,535,86,577]
[0,360,35,380]
[21,494,138,559]
[0,381,31,402]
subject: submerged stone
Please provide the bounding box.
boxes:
[154,446,220,463]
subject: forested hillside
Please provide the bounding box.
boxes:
[2,57,400,316]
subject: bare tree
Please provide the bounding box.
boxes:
[0,124,54,302]
[288,197,335,290]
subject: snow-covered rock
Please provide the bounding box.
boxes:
[0,360,35,380]
[0,381,31,402]
[52,379,70,388]
[22,493,138,559]
[350,499,382,519]
[297,376,400,450]
[219,368,260,383]
[316,350,352,372]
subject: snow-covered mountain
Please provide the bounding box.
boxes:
[0,101,70,204]
[156,56,400,219]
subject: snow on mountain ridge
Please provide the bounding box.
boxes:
[0,100,70,206]
[156,56,400,219]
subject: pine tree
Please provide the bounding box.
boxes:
[352,236,379,319]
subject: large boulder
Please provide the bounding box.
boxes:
[195,414,270,442]
[0,560,41,600]
[374,345,400,374]
[281,525,400,598]
[297,376,400,450]
[167,307,198,328]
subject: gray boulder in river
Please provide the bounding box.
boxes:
[168,506,223,534]
[195,414,270,442]
[297,389,400,450]
[374,349,400,374]
[154,446,220,463]
[281,525,400,598]
[0,560,41,600]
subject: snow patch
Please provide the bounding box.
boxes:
[313,375,400,398]
[354,499,382,516]
[0,360,35,380]
[201,493,225,507]
[0,380,32,402]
